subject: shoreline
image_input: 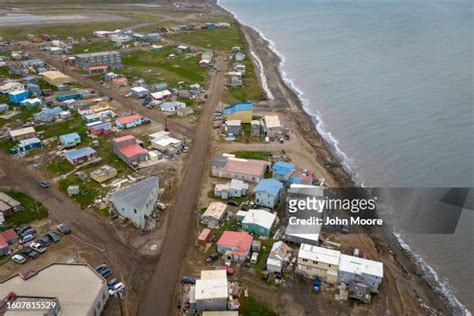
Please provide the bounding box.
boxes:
[215,1,468,315]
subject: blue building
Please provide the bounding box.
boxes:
[64,147,96,165]
[59,132,81,148]
[8,90,28,104]
[145,33,161,42]
[14,137,42,153]
[254,178,283,209]
[272,161,295,183]
[26,83,42,97]
[21,59,45,69]
[33,106,62,122]
[0,103,8,113]
[206,23,216,30]
[55,90,86,101]
[223,101,253,123]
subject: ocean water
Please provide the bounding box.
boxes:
[219,0,473,313]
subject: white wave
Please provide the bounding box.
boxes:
[394,232,471,316]
[250,50,273,100]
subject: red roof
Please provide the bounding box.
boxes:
[0,235,8,248]
[112,135,136,143]
[113,77,128,84]
[226,159,268,177]
[118,143,147,158]
[116,114,143,125]
[217,231,253,256]
[87,65,108,71]
[198,228,211,241]
[1,229,17,242]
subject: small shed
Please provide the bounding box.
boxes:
[67,185,80,196]
[197,228,211,246]
[8,90,28,104]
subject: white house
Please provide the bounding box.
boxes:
[200,202,227,228]
[338,254,384,293]
[296,243,341,284]
[266,241,292,273]
[195,269,228,312]
[241,209,277,237]
[229,179,248,197]
[110,177,159,229]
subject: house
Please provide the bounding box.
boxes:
[272,161,295,183]
[149,131,182,153]
[223,102,253,123]
[284,184,324,245]
[41,71,71,86]
[0,81,23,94]
[267,241,292,273]
[112,77,128,87]
[9,127,36,141]
[242,209,277,237]
[89,123,112,135]
[25,83,42,97]
[112,135,148,167]
[197,228,211,246]
[0,229,19,244]
[20,97,42,109]
[86,65,108,73]
[59,132,81,148]
[338,254,384,293]
[236,210,248,222]
[75,51,122,70]
[55,90,87,101]
[151,89,172,101]
[64,147,96,165]
[0,192,22,217]
[177,106,194,117]
[159,102,177,112]
[115,114,145,129]
[0,235,9,255]
[211,155,269,183]
[110,176,159,229]
[214,183,230,199]
[145,33,161,42]
[0,263,109,316]
[217,231,253,262]
[0,103,7,113]
[233,63,246,74]
[234,52,245,61]
[33,106,62,122]
[8,90,28,104]
[201,202,227,228]
[131,86,149,98]
[175,45,191,53]
[225,120,241,136]
[226,72,243,87]
[254,178,283,209]
[296,244,341,284]
[150,45,163,52]
[90,165,117,183]
[195,270,228,312]
[15,137,42,153]
[229,179,248,197]
[264,115,284,138]
[251,120,261,137]
[206,22,216,29]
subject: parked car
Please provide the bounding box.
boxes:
[108,282,125,296]
[21,247,40,259]
[19,234,33,244]
[95,264,112,278]
[312,276,321,294]
[20,228,36,237]
[107,278,119,288]
[180,276,195,285]
[39,180,50,188]
[227,200,239,207]
[47,230,60,243]
[57,224,71,235]
[17,225,32,235]
[30,242,46,253]
[206,251,219,263]
[38,235,50,246]
[11,254,26,264]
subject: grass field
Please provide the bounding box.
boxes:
[117,47,208,85]
[36,112,88,139]
[0,190,48,232]
[167,26,245,51]
[58,176,102,207]
[70,40,116,54]
[240,296,277,316]
[232,151,270,160]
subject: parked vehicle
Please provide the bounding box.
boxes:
[227,200,239,207]
[21,247,39,259]
[353,248,360,258]
[95,264,112,278]
[206,251,219,263]
[312,276,321,294]
[108,282,125,296]
[17,225,32,236]
[39,180,50,188]
[180,276,196,285]
[30,242,47,253]
[107,278,119,288]
[19,234,33,244]
[46,231,60,243]
[11,254,26,264]
[38,235,50,246]
[20,228,36,237]
[251,252,259,264]
[57,224,71,235]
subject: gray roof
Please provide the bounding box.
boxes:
[111,176,159,210]
[212,156,228,169]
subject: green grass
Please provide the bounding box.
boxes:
[166,26,245,51]
[46,157,75,176]
[58,176,102,207]
[70,40,116,54]
[95,136,130,175]
[0,190,48,231]
[37,79,57,91]
[240,296,277,316]
[0,107,41,127]
[0,139,16,154]
[232,151,270,161]
[255,239,273,278]
[117,47,207,85]
[36,112,88,139]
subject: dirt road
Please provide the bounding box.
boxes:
[138,54,227,316]
[0,152,153,315]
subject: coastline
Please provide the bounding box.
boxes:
[215,1,469,315]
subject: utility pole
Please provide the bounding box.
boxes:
[34,196,39,214]
[164,117,168,132]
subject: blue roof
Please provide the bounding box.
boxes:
[92,123,111,129]
[272,161,295,177]
[18,137,41,147]
[254,179,283,197]
[160,102,176,110]
[223,102,252,116]
[64,147,95,161]
[60,132,80,143]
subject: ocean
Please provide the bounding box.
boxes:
[219,0,473,313]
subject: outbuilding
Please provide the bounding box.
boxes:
[201,202,228,228]
[59,132,81,148]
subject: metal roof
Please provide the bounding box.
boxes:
[110,177,159,211]
[254,179,283,197]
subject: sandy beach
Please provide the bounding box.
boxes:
[214,2,458,314]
